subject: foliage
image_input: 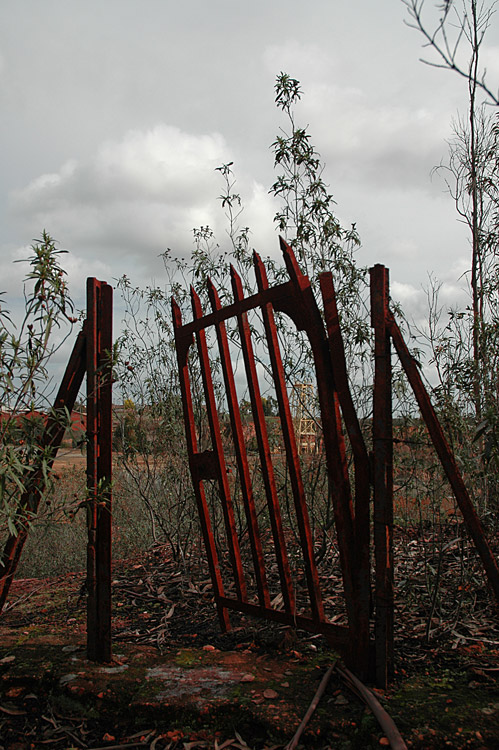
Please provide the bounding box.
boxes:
[402,0,499,513]
[113,73,370,566]
[0,232,74,536]
[401,0,499,105]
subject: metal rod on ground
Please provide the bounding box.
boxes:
[286,662,336,750]
[336,664,408,750]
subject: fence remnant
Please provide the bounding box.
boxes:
[370,264,395,687]
[86,278,113,662]
[0,278,113,663]
[174,240,499,687]
[1,245,497,688]
[172,239,371,678]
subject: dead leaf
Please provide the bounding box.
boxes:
[234,731,249,747]
[263,688,278,699]
[164,603,176,619]
[240,673,255,683]
[216,739,236,749]
[0,703,27,716]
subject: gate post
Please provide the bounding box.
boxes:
[370,264,394,688]
[86,278,113,662]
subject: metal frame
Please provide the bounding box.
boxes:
[1,253,496,686]
[172,239,371,677]
[0,278,113,663]
[174,242,499,687]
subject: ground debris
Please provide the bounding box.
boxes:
[1,534,498,749]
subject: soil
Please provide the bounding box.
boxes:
[1,548,498,749]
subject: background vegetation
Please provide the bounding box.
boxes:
[2,1,498,651]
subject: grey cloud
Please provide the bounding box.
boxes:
[8,126,232,283]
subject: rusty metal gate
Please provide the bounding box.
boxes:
[172,238,371,677]
[173,239,499,686]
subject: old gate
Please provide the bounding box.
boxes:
[172,238,372,678]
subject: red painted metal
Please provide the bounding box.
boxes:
[320,271,371,679]
[230,265,296,615]
[86,278,113,663]
[276,239,374,679]
[171,297,231,632]
[190,285,248,603]
[252,250,325,624]
[0,328,87,611]
[207,278,271,608]
[0,277,113,663]
[370,264,394,689]
[172,239,364,670]
[386,306,499,604]
[175,245,497,686]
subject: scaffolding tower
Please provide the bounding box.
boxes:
[291,382,317,454]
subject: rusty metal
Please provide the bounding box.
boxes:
[172,238,369,674]
[207,278,271,608]
[172,296,231,632]
[253,250,325,624]
[277,240,372,675]
[0,327,87,611]
[386,300,499,605]
[86,277,113,663]
[0,277,114,665]
[190,285,248,603]
[172,247,498,687]
[230,265,296,615]
[370,264,394,689]
[319,271,371,679]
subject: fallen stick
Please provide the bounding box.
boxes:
[286,661,336,750]
[335,665,407,750]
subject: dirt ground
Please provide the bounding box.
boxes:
[1,546,499,750]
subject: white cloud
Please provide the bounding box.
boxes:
[263,40,336,81]
[8,125,231,286]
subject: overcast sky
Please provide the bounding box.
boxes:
[1,0,498,342]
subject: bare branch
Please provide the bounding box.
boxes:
[401,0,499,105]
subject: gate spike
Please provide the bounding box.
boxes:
[207,274,271,609]
[253,247,325,623]
[190,281,248,603]
[279,236,307,290]
[171,296,183,326]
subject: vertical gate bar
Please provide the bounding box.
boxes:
[94,281,112,662]
[172,297,231,631]
[253,251,325,623]
[320,271,371,678]
[190,286,248,603]
[231,266,296,614]
[370,264,394,689]
[207,278,271,608]
[86,278,99,661]
[387,313,499,603]
[277,239,365,658]
[0,328,87,612]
